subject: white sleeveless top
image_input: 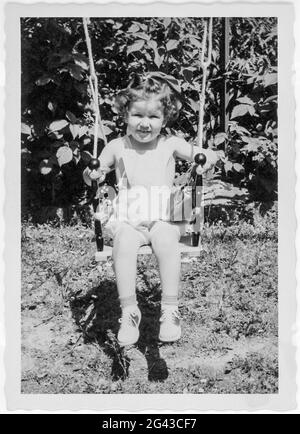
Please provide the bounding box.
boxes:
[115,135,175,189]
[108,135,176,226]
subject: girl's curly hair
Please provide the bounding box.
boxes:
[114,73,182,125]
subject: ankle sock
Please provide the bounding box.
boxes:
[119,295,138,310]
[161,295,178,309]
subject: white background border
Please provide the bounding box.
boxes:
[0,0,299,413]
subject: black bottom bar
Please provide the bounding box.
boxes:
[2,414,214,430]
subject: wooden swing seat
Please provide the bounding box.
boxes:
[94,236,202,262]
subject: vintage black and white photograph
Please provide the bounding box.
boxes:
[19,14,280,396]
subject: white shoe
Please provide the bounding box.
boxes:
[117,307,141,346]
[159,306,181,343]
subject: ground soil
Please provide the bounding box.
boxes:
[21,208,278,394]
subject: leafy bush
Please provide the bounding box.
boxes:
[21,17,277,219]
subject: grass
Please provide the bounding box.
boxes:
[21,203,278,394]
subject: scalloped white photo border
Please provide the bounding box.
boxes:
[4,1,296,411]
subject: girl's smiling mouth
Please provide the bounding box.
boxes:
[137,129,152,137]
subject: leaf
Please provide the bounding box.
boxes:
[174,172,189,186]
[166,39,179,51]
[96,125,113,140]
[135,32,150,41]
[113,21,123,30]
[241,137,260,153]
[128,23,140,33]
[264,95,277,104]
[248,106,256,116]
[235,125,251,136]
[233,163,244,173]
[49,120,69,132]
[56,146,73,166]
[127,40,145,55]
[247,75,257,85]
[21,147,31,156]
[153,51,163,68]
[163,17,171,27]
[68,64,84,80]
[48,101,56,113]
[188,98,199,113]
[70,141,79,151]
[211,49,218,63]
[204,179,248,204]
[142,51,150,62]
[103,126,113,135]
[69,124,80,139]
[58,53,73,64]
[214,133,227,146]
[39,159,53,175]
[231,104,251,119]
[237,96,255,105]
[73,54,89,71]
[73,155,81,165]
[182,68,194,84]
[264,73,277,87]
[35,76,52,86]
[83,137,91,146]
[48,131,63,140]
[224,161,233,173]
[66,111,77,124]
[21,123,31,135]
[216,150,225,161]
[148,40,158,51]
[81,150,93,165]
[189,36,201,49]
[138,22,147,31]
[78,125,88,138]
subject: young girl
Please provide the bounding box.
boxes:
[86,72,218,346]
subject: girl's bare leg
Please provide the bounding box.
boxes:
[112,223,145,346]
[150,222,182,342]
[113,223,145,300]
[150,222,181,298]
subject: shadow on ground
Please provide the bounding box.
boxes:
[70,279,168,382]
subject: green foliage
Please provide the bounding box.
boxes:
[220,18,278,200]
[21,17,277,218]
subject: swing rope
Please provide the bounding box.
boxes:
[82,17,107,156]
[83,17,108,253]
[191,18,213,247]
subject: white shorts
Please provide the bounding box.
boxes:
[106,219,186,245]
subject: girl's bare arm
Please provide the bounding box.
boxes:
[83,139,117,184]
[98,139,117,172]
[172,137,218,170]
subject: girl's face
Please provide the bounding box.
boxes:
[126,97,166,145]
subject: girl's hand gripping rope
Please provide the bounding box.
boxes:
[194,149,218,175]
[83,158,107,187]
